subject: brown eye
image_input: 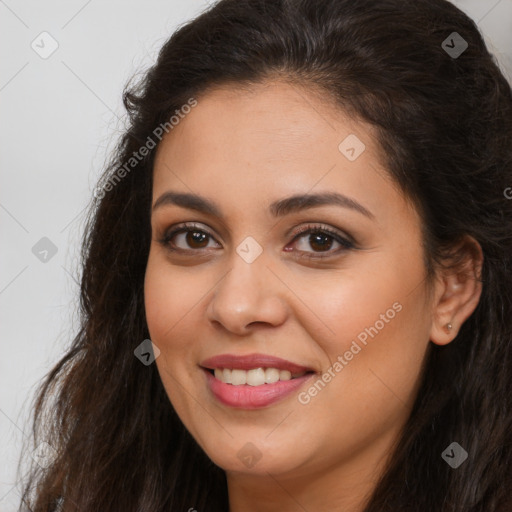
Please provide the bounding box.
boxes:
[289,224,355,259]
[302,232,335,252]
[181,230,209,249]
[160,223,220,251]
[159,222,355,260]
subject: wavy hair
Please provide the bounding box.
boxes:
[18,0,512,510]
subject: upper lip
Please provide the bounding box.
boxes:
[200,353,315,374]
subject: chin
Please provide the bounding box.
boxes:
[198,434,307,476]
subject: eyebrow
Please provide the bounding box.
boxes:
[152,191,375,220]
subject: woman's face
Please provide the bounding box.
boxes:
[144,80,435,487]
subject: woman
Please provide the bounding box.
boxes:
[18,0,512,510]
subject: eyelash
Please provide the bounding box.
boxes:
[158,222,355,260]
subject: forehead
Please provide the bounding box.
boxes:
[154,81,378,179]
[151,80,416,230]
[162,81,371,150]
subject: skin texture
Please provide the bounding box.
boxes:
[144,80,483,512]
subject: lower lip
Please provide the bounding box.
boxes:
[203,368,314,409]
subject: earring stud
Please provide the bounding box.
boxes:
[444,323,453,333]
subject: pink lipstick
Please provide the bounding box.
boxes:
[200,353,315,409]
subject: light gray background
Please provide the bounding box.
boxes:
[1,1,511,510]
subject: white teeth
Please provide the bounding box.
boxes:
[231,369,247,385]
[247,368,266,386]
[211,367,304,385]
[222,368,232,384]
[265,368,280,384]
[279,370,292,381]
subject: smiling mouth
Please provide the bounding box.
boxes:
[201,354,317,408]
[207,367,314,386]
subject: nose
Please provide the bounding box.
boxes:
[206,252,289,335]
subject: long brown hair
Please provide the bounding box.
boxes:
[18,0,512,510]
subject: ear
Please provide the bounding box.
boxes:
[429,235,484,346]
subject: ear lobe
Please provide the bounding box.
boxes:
[429,236,484,346]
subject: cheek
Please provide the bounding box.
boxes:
[289,250,427,357]
[296,250,430,414]
[293,288,428,457]
[144,253,200,361]
[144,253,201,414]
